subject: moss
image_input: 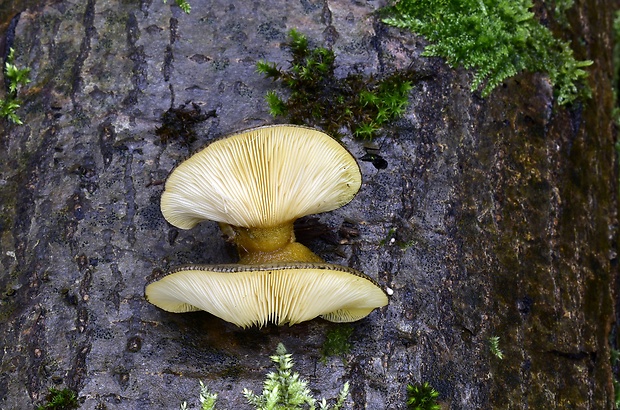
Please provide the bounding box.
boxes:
[379,227,397,246]
[257,29,417,139]
[406,382,440,410]
[465,63,615,406]
[553,0,575,27]
[382,0,592,105]
[182,344,350,410]
[488,336,504,359]
[163,0,191,14]
[36,387,79,410]
[321,324,353,363]
[1,47,31,124]
[380,227,416,250]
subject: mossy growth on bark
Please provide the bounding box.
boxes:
[35,387,79,410]
[382,0,592,105]
[181,343,350,410]
[406,382,440,410]
[163,0,191,14]
[257,29,416,140]
[321,324,353,363]
[488,336,504,359]
[1,47,30,124]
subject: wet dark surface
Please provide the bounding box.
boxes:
[0,0,616,408]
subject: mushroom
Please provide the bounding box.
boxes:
[145,263,388,328]
[146,124,388,327]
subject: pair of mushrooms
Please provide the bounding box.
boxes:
[145,125,388,328]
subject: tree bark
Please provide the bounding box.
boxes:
[0,0,616,409]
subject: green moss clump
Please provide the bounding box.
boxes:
[257,29,415,139]
[36,387,79,410]
[382,0,592,105]
[321,324,353,363]
[406,382,440,410]
[553,0,575,26]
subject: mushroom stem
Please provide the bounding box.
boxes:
[223,222,324,265]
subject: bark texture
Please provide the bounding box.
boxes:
[0,0,616,409]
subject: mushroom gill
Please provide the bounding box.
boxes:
[146,264,388,328]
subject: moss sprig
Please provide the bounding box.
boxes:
[244,343,349,410]
[180,381,217,410]
[1,48,31,125]
[489,336,504,359]
[406,382,440,410]
[181,343,349,410]
[382,0,592,105]
[163,0,191,14]
[257,29,416,139]
[35,387,79,410]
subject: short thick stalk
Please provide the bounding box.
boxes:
[225,223,323,265]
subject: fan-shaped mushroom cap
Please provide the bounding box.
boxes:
[160,125,362,229]
[145,263,388,328]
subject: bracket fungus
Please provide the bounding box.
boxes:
[146,125,388,328]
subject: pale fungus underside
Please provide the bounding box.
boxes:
[160,125,362,229]
[146,124,388,327]
[145,264,388,328]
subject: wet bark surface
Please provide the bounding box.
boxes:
[0,0,616,409]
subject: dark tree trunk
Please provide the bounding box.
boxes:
[0,0,616,409]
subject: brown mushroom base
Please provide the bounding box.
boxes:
[144,264,389,328]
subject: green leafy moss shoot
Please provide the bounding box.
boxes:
[257,29,415,139]
[488,336,504,359]
[382,0,592,105]
[406,382,441,410]
[163,0,191,14]
[181,343,349,410]
[1,47,31,124]
[36,387,79,410]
